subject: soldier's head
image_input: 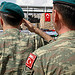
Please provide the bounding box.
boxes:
[0,1,24,27]
[52,0,75,34]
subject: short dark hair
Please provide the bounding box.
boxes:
[54,3,75,29]
[1,12,23,26]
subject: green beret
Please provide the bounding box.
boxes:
[53,0,75,5]
[0,1,24,18]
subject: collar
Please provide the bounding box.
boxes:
[4,28,20,33]
[57,31,75,40]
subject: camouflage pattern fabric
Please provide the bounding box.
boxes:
[25,31,75,75]
[0,28,46,75]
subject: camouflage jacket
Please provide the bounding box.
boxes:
[25,31,75,75]
[0,28,47,75]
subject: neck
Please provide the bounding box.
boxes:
[3,24,19,31]
[58,25,71,35]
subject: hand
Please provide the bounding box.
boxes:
[22,18,35,32]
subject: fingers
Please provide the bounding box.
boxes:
[22,18,33,29]
[22,18,31,26]
[22,18,27,24]
[22,18,36,32]
[22,18,28,27]
[22,18,30,24]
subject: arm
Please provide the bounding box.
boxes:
[22,19,55,42]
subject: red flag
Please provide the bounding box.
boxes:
[45,13,51,22]
[25,53,37,69]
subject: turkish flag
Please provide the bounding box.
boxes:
[26,53,37,69]
[45,13,51,22]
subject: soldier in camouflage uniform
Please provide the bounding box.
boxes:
[25,0,75,75]
[0,1,54,75]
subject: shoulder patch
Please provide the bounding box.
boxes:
[25,53,37,69]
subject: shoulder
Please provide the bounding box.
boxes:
[32,36,75,66]
[33,35,75,57]
[32,39,61,56]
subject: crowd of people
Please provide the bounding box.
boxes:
[0,0,75,75]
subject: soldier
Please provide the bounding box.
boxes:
[25,0,75,75]
[0,1,54,75]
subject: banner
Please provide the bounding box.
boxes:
[45,13,51,22]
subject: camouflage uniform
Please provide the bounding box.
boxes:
[25,31,75,75]
[0,28,47,75]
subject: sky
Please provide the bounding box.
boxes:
[0,0,53,6]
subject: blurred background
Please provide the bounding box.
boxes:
[0,0,58,39]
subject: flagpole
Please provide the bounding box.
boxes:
[27,6,28,20]
[45,1,47,13]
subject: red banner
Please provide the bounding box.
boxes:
[45,13,51,22]
[25,53,37,69]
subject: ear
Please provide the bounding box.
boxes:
[0,17,3,26]
[19,19,23,26]
[53,10,59,23]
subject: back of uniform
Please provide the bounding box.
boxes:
[0,28,47,75]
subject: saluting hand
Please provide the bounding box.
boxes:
[22,18,35,32]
